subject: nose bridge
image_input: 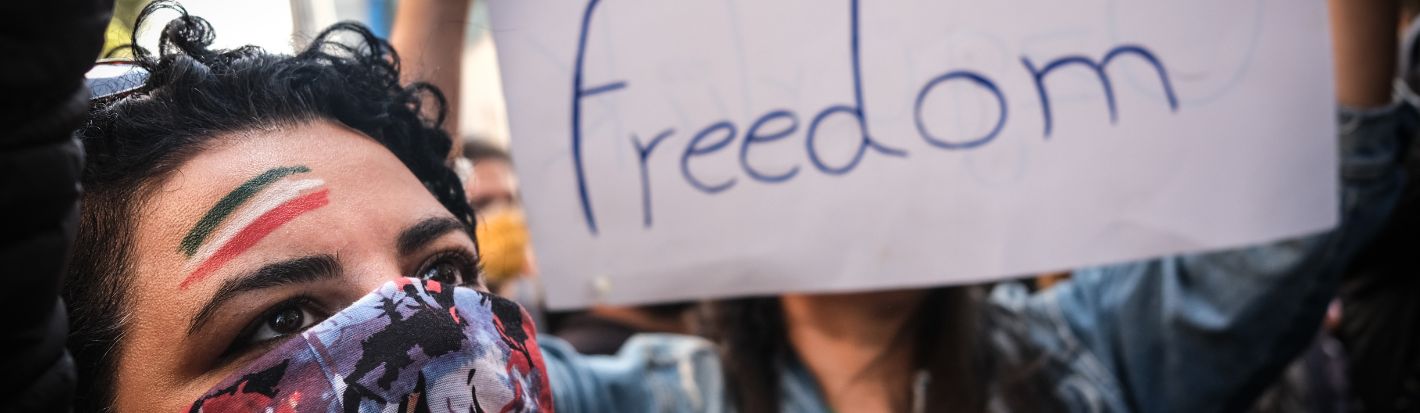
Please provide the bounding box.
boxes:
[350,257,409,297]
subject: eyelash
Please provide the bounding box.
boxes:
[219,295,326,363]
[415,248,481,287]
[217,249,480,365]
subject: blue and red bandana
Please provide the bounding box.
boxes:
[188,278,553,412]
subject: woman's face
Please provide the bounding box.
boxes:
[110,120,482,411]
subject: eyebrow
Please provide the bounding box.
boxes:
[187,255,341,337]
[397,216,471,257]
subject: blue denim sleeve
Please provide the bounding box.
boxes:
[538,333,727,413]
[1037,104,1411,413]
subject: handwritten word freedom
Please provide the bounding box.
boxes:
[570,0,1180,235]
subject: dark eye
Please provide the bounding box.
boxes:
[221,298,327,362]
[418,250,479,286]
[247,302,321,344]
[420,261,462,284]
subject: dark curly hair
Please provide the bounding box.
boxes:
[63,2,474,410]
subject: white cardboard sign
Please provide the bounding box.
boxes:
[488,0,1337,309]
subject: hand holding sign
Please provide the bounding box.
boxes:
[489,0,1336,308]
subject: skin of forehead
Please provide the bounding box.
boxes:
[110,120,458,411]
[469,159,518,203]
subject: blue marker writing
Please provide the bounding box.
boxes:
[570,0,626,235]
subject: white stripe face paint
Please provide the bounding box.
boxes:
[184,178,327,273]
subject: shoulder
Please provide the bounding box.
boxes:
[985,284,1131,413]
[539,333,729,413]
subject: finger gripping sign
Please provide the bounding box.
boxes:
[488,0,1337,309]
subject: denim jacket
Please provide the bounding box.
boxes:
[539,105,1412,413]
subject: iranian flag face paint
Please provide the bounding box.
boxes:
[178,166,331,289]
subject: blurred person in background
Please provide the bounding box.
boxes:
[541,0,1413,411]
[1324,1,1420,411]
[460,137,695,354]
[461,139,533,292]
[1252,3,1420,411]
[390,0,537,298]
[389,0,538,299]
[5,1,1412,413]
[458,138,550,333]
[463,139,519,213]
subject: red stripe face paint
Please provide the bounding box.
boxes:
[180,189,332,289]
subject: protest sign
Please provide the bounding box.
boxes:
[487,0,1337,308]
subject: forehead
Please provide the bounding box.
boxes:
[471,159,516,186]
[128,120,451,288]
[152,120,433,212]
[471,158,513,175]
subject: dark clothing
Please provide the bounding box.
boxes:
[1343,20,1420,413]
[1337,130,1420,413]
[1250,333,1351,413]
[0,0,111,411]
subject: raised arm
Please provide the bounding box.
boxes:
[391,0,473,158]
[1331,0,1397,108]
[1025,1,1411,411]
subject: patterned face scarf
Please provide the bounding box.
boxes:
[187,278,553,412]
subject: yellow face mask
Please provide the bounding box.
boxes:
[475,208,532,289]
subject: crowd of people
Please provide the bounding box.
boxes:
[2,0,1418,412]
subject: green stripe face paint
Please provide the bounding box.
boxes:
[178,165,332,289]
[179,165,311,256]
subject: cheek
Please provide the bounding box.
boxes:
[112,359,214,413]
[111,303,205,407]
